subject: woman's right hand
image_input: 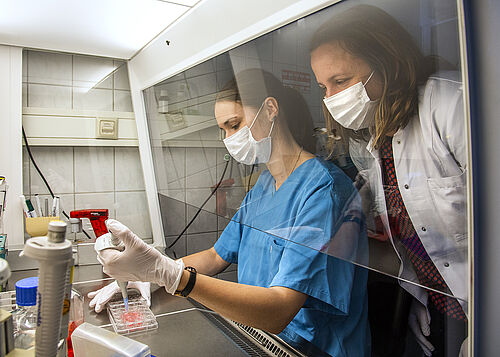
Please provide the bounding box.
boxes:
[98,219,185,295]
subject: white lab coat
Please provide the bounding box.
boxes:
[349,71,468,315]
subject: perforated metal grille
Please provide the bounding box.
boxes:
[232,321,296,357]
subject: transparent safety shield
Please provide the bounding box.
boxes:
[143,1,470,354]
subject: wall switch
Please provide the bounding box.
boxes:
[96,118,118,139]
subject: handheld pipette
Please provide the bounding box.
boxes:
[94,228,129,311]
[109,233,129,311]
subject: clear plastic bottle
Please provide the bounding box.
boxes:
[12,276,38,349]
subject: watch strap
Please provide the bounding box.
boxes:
[175,266,197,297]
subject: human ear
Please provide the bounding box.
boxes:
[264,97,279,121]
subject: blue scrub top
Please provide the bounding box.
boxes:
[214,157,370,357]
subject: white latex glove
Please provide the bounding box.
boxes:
[408,299,435,356]
[87,281,151,313]
[97,219,185,295]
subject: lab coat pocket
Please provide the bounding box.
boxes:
[427,171,467,242]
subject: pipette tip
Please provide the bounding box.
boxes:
[123,297,129,312]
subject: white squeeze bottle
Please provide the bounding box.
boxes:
[22,220,73,357]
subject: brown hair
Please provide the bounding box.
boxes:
[310,5,438,151]
[216,68,316,154]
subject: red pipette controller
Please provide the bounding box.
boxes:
[69,209,109,239]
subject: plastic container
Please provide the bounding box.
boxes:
[107,296,158,335]
[71,322,151,357]
[25,216,60,237]
[12,277,38,350]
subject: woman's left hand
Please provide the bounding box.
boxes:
[88,281,151,313]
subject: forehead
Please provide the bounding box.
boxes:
[214,100,244,126]
[311,42,367,79]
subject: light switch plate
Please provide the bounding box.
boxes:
[96,118,118,139]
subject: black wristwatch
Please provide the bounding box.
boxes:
[175,266,197,297]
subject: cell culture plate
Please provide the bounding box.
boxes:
[107,296,158,335]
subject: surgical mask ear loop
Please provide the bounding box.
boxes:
[363,71,375,87]
[249,100,276,138]
[249,101,267,130]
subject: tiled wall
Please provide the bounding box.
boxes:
[22,50,132,111]
[22,146,151,242]
[22,49,151,242]
[157,146,243,282]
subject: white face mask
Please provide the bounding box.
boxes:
[323,71,379,130]
[223,101,275,165]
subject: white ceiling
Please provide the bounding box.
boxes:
[0,0,200,59]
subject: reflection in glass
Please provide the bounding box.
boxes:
[143,1,470,356]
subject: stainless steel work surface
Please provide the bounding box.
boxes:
[7,265,291,356]
[120,310,250,356]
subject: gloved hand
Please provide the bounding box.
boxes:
[88,281,151,313]
[97,219,184,295]
[408,299,435,356]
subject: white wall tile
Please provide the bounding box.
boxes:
[254,33,273,62]
[186,188,216,212]
[115,147,145,191]
[215,54,231,72]
[186,167,217,189]
[158,147,185,188]
[27,50,72,86]
[29,147,74,195]
[74,192,115,240]
[73,55,114,89]
[185,147,216,177]
[74,147,114,193]
[185,59,215,78]
[113,90,133,112]
[159,190,186,237]
[186,73,216,98]
[73,87,113,111]
[186,232,217,255]
[115,191,151,239]
[28,84,72,109]
[113,62,130,90]
[273,26,298,65]
[216,70,234,90]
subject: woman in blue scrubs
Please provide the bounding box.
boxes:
[96,69,370,356]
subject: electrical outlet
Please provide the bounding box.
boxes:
[96,118,118,139]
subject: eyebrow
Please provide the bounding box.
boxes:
[317,73,346,87]
[220,115,239,127]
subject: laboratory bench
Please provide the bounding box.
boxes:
[7,264,304,357]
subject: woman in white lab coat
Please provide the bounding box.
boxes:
[309,5,468,357]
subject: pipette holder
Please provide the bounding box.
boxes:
[24,217,60,238]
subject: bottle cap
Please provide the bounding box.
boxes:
[48,220,67,233]
[15,277,38,306]
[48,220,67,243]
